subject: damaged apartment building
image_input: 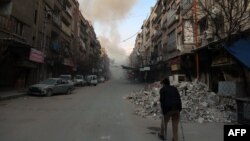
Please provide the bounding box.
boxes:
[129,0,250,123]
[0,0,106,89]
[130,0,250,95]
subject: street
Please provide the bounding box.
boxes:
[1,0,249,140]
[0,78,223,141]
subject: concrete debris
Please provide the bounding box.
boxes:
[126,80,237,123]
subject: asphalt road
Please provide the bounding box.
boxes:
[0,76,224,141]
[0,78,162,141]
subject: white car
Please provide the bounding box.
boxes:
[86,75,98,86]
[59,74,74,88]
[73,75,86,86]
[98,76,105,83]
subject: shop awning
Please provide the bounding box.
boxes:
[224,39,250,69]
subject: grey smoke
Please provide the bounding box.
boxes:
[79,0,138,65]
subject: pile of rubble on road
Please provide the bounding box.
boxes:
[126,80,237,123]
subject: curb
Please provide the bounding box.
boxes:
[0,93,27,101]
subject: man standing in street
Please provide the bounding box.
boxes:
[158,78,182,141]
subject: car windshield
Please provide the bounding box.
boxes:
[40,79,56,85]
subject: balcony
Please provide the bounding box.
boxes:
[153,10,162,24]
[151,51,158,62]
[52,15,61,28]
[137,38,142,44]
[79,39,86,51]
[62,22,71,36]
[161,13,168,30]
[0,15,11,31]
[151,30,162,41]
[61,11,71,26]
[0,15,25,42]
[167,10,179,27]
[66,6,73,17]
[181,0,193,14]
[167,39,177,53]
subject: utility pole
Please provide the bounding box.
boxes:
[193,0,200,79]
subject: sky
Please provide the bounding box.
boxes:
[79,0,156,65]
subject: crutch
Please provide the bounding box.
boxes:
[179,117,185,141]
[179,108,188,141]
[159,115,167,141]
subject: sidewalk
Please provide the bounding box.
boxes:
[0,88,27,101]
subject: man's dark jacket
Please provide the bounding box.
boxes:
[160,85,182,115]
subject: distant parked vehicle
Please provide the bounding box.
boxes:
[28,78,74,96]
[59,74,72,81]
[98,76,105,83]
[73,75,87,86]
[86,75,98,86]
[60,74,74,86]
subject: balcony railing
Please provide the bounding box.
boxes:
[80,39,86,51]
[151,30,162,41]
[52,15,61,27]
[62,23,71,36]
[66,6,73,17]
[0,15,25,42]
[181,0,193,14]
[167,10,178,27]
[167,40,177,52]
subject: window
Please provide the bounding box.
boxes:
[168,30,177,52]
[14,20,23,36]
[199,17,208,34]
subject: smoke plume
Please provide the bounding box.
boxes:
[79,0,138,65]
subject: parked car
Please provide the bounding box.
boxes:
[28,78,74,96]
[60,74,74,86]
[73,75,86,86]
[60,74,72,81]
[98,76,105,83]
[86,75,98,86]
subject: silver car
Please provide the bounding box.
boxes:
[28,78,74,96]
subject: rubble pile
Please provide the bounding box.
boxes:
[126,80,237,123]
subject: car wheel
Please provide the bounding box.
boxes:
[66,88,72,95]
[46,89,52,97]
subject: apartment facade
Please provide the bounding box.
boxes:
[0,0,41,88]
[131,0,250,96]
[0,0,105,89]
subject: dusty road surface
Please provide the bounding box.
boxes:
[0,78,223,141]
[0,79,161,141]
